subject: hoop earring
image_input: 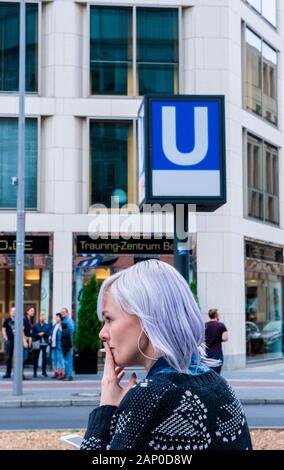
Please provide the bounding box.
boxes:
[137,330,158,362]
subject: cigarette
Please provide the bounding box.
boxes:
[100,348,106,353]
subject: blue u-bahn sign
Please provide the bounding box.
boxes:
[138,95,226,211]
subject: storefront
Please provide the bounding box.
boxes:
[73,233,197,318]
[73,234,175,315]
[245,239,284,362]
[0,233,53,359]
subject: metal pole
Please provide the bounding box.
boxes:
[174,204,189,281]
[13,0,26,396]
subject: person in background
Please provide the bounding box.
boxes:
[81,260,251,451]
[205,308,229,374]
[23,306,35,342]
[61,307,75,381]
[2,307,16,379]
[23,306,35,378]
[50,313,65,380]
[32,312,50,378]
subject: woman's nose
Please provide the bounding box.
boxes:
[99,324,109,342]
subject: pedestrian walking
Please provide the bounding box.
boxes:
[81,260,252,451]
[2,307,15,378]
[205,308,229,374]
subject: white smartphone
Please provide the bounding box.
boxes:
[60,434,83,449]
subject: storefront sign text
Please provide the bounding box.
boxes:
[0,236,50,255]
[76,236,173,255]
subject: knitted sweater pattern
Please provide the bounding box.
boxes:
[81,371,252,451]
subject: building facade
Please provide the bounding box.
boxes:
[0,0,283,368]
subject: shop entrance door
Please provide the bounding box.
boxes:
[0,268,51,355]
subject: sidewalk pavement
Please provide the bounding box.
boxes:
[0,361,284,407]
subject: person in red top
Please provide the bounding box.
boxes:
[205,308,229,374]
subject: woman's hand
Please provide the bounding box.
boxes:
[100,342,137,407]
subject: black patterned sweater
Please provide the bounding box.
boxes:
[81,362,252,451]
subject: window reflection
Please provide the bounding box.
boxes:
[247,0,261,14]
[90,7,132,95]
[0,3,38,92]
[246,29,262,117]
[246,272,283,360]
[262,0,277,27]
[137,8,178,95]
[262,43,277,123]
[245,28,277,125]
[90,121,132,208]
[90,6,179,96]
[245,0,277,27]
[246,133,279,225]
[0,118,37,209]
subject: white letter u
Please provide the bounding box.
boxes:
[162,106,208,166]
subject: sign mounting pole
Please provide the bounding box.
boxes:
[173,205,189,281]
[13,0,26,396]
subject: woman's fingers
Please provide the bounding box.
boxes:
[115,366,124,377]
[103,342,116,378]
[102,343,137,401]
[104,342,115,366]
[115,366,125,383]
[127,372,137,389]
[116,370,125,383]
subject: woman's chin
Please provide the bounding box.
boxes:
[115,357,131,368]
[113,352,140,368]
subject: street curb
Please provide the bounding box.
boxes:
[240,399,284,405]
[0,401,22,408]
[0,399,99,408]
[0,398,283,407]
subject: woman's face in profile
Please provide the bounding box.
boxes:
[28,307,35,317]
[100,292,148,368]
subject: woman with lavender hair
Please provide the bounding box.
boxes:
[81,260,252,451]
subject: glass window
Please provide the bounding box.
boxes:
[262,0,277,27]
[0,118,38,209]
[90,121,133,208]
[262,43,277,124]
[246,271,283,361]
[26,3,38,92]
[264,143,278,224]
[90,6,179,96]
[248,0,261,13]
[247,135,263,220]
[0,3,38,92]
[245,0,277,27]
[245,28,277,125]
[246,29,262,117]
[137,8,178,95]
[90,7,132,95]
[246,133,279,225]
